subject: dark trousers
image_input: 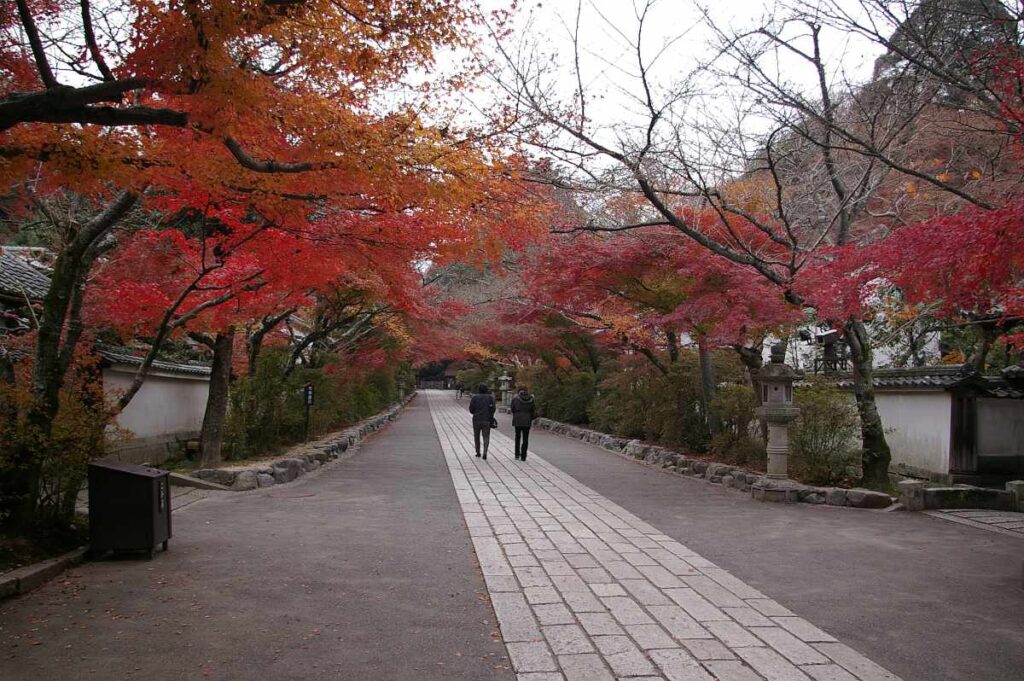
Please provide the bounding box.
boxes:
[473,423,491,456]
[514,426,530,459]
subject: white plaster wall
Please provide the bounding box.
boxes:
[874,392,951,475]
[103,366,210,439]
[977,399,1024,458]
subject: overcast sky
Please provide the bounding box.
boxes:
[458,0,887,142]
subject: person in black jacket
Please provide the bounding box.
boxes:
[510,386,536,461]
[468,383,496,459]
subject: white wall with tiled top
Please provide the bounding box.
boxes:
[103,365,210,462]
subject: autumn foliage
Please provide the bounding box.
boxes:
[799,199,1024,346]
[0,0,553,530]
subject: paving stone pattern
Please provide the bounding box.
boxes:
[931,509,1024,536]
[428,391,902,681]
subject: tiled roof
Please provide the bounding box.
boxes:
[98,345,212,378]
[832,365,1023,398]
[986,384,1024,399]
[0,252,51,301]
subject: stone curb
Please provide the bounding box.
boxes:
[532,417,894,510]
[168,472,231,491]
[185,392,417,491]
[0,546,89,603]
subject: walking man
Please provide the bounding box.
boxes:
[468,383,496,460]
[510,385,536,461]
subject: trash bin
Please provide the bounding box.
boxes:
[88,461,172,559]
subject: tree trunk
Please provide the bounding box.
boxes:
[247,308,294,376]
[733,343,764,403]
[968,322,999,372]
[7,192,135,530]
[734,342,766,442]
[0,353,21,522]
[582,335,601,373]
[843,319,892,487]
[698,339,720,436]
[247,328,265,377]
[666,329,679,364]
[198,329,235,468]
[0,352,15,433]
[635,345,669,375]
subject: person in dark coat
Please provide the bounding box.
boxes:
[510,386,536,461]
[468,383,496,459]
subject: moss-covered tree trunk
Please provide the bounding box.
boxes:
[198,329,235,468]
[844,319,892,486]
[698,338,720,436]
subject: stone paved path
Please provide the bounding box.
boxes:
[428,391,900,681]
[927,509,1024,537]
[1,397,511,681]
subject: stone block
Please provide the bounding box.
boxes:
[624,440,646,458]
[231,470,259,491]
[256,473,276,488]
[751,480,801,503]
[845,488,893,509]
[797,487,823,502]
[192,468,236,487]
[271,459,303,484]
[898,480,927,511]
[0,574,17,600]
[721,474,735,488]
[1006,481,1024,513]
[825,488,848,506]
[707,463,732,478]
[923,486,1015,511]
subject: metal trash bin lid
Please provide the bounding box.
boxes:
[88,460,168,478]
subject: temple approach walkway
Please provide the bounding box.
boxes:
[429,390,900,681]
[0,396,513,681]
[2,392,1021,680]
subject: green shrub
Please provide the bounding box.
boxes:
[710,384,764,467]
[223,349,408,460]
[455,366,494,393]
[1,348,116,530]
[589,353,715,453]
[790,380,860,485]
[518,349,746,456]
[588,356,658,438]
[657,356,713,452]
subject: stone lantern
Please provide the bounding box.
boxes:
[751,343,803,502]
[498,372,513,406]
